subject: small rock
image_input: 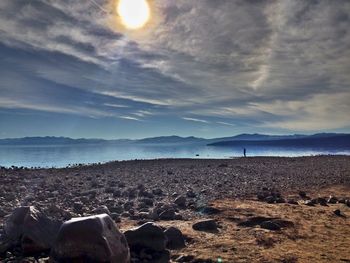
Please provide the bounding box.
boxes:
[305,200,316,206]
[299,191,307,198]
[140,198,154,207]
[164,227,186,250]
[186,190,196,198]
[159,209,176,220]
[124,201,134,211]
[174,196,187,208]
[110,213,121,222]
[328,196,338,204]
[124,222,166,251]
[92,205,110,215]
[287,199,299,205]
[317,197,328,206]
[260,221,281,231]
[192,219,218,232]
[333,209,346,217]
[152,188,163,195]
[73,202,84,213]
[113,190,122,197]
[110,205,124,214]
[197,206,220,215]
[0,208,7,217]
[175,255,195,262]
[105,187,115,193]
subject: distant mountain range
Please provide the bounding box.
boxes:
[0,133,349,148]
[208,134,350,148]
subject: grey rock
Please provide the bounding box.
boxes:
[299,191,308,198]
[174,196,186,208]
[159,209,176,220]
[152,188,163,195]
[124,201,134,211]
[317,197,328,206]
[113,190,122,197]
[50,214,129,263]
[164,227,186,250]
[260,220,281,231]
[73,202,84,213]
[287,199,299,205]
[186,190,196,198]
[328,196,338,204]
[140,198,154,207]
[3,206,61,254]
[333,209,346,217]
[197,206,220,215]
[305,199,316,206]
[110,205,124,214]
[92,205,110,215]
[0,208,7,217]
[175,255,195,262]
[124,222,166,251]
[192,219,218,232]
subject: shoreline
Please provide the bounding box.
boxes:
[2,154,350,170]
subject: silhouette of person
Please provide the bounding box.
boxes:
[243,148,246,157]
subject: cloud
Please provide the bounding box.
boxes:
[217,122,235,127]
[104,103,130,108]
[254,92,350,131]
[182,117,209,124]
[0,0,349,136]
[119,116,141,121]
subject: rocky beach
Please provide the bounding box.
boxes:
[0,156,349,263]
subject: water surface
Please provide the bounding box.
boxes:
[0,144,349,168]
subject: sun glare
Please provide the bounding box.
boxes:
[117,0,150,29]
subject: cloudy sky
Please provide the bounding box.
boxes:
[0,0,349,139]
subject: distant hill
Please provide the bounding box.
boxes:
[135,135,206,144]
[208,134,350,148]
[208,133,307,143]
[0,136,110,145]
[0,133,349,147]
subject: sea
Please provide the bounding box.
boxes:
[0,143,349,168]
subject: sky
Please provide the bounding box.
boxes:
[0,0,350,139]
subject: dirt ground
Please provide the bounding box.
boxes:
[1,157,349,262]
[120,185,350,263]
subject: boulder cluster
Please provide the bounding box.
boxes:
[257,188,350,207]
[256,188,350,219]
[0,206,190,263]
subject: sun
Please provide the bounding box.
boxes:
[117,0,150,30]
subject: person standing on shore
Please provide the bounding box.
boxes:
[243,148,246,157]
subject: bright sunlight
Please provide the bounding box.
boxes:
[117,0,150,29]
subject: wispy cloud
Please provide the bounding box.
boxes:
[217,121,235,127]
[182,117,209,124]
[132,110,153,117]
[119,116,141,121]
[104,103,130,108]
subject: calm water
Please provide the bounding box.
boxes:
[0,144,349,168]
